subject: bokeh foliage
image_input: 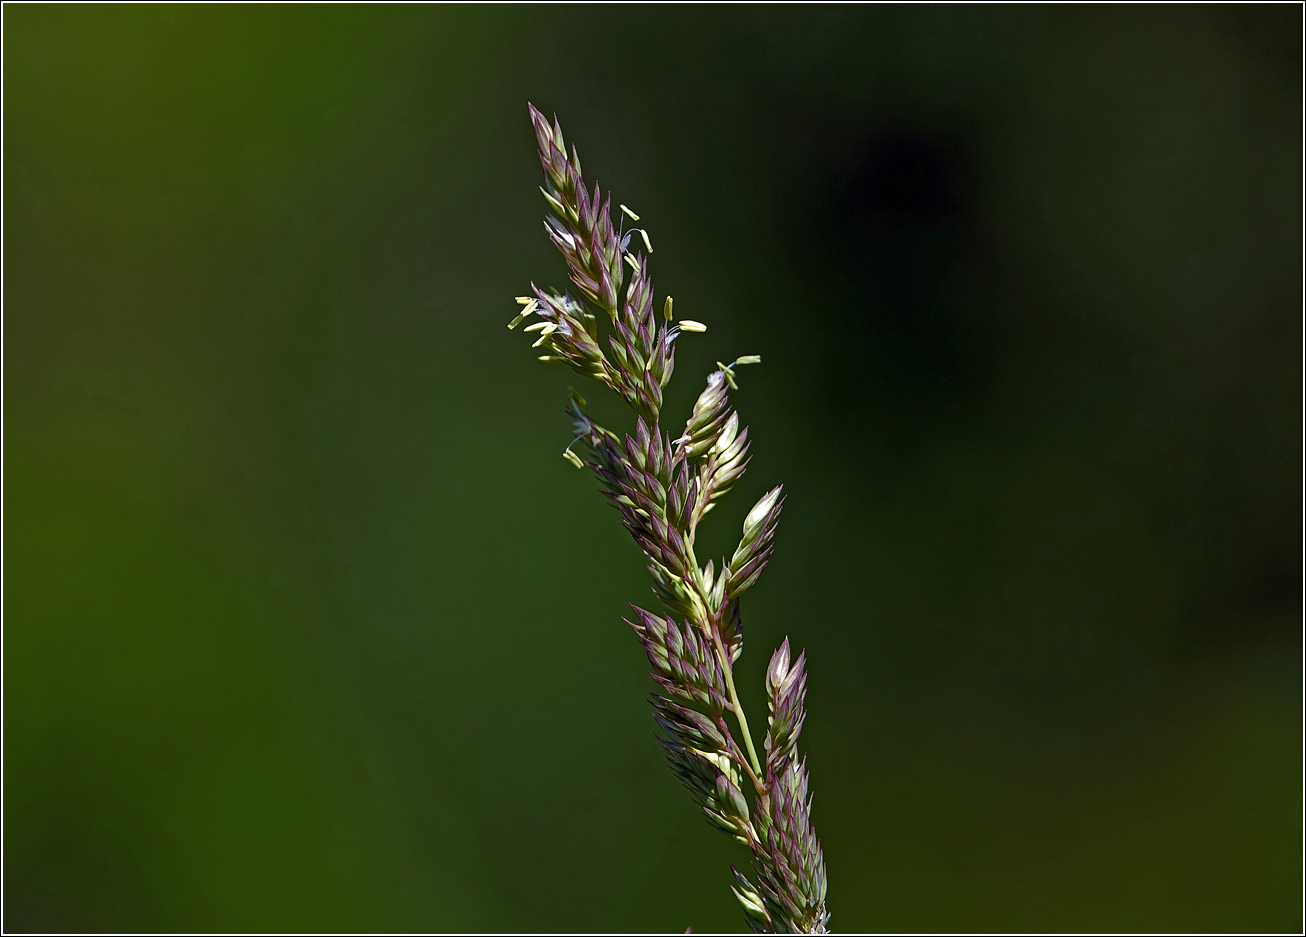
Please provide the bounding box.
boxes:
[4,5,1300,933]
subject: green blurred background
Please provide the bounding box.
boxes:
[4,5,1301,933]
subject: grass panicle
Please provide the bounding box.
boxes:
[512,103,829,934]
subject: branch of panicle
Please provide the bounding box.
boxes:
[753,640,830,934]
[521,104,674,425]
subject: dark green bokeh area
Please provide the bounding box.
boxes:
[5,5,1301,933]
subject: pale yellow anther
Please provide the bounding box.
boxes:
[531,323,558,347]
[678,320,707,333]
[639,229,653,253]
[619,204,640,221]
[508,299,540,329]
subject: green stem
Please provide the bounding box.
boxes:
[712,630,765,787]
[689,553,765,789]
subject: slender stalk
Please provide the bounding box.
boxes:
[691,553,765,785]
[715,634,766,786]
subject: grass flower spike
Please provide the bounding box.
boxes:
[512,104,829,934]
